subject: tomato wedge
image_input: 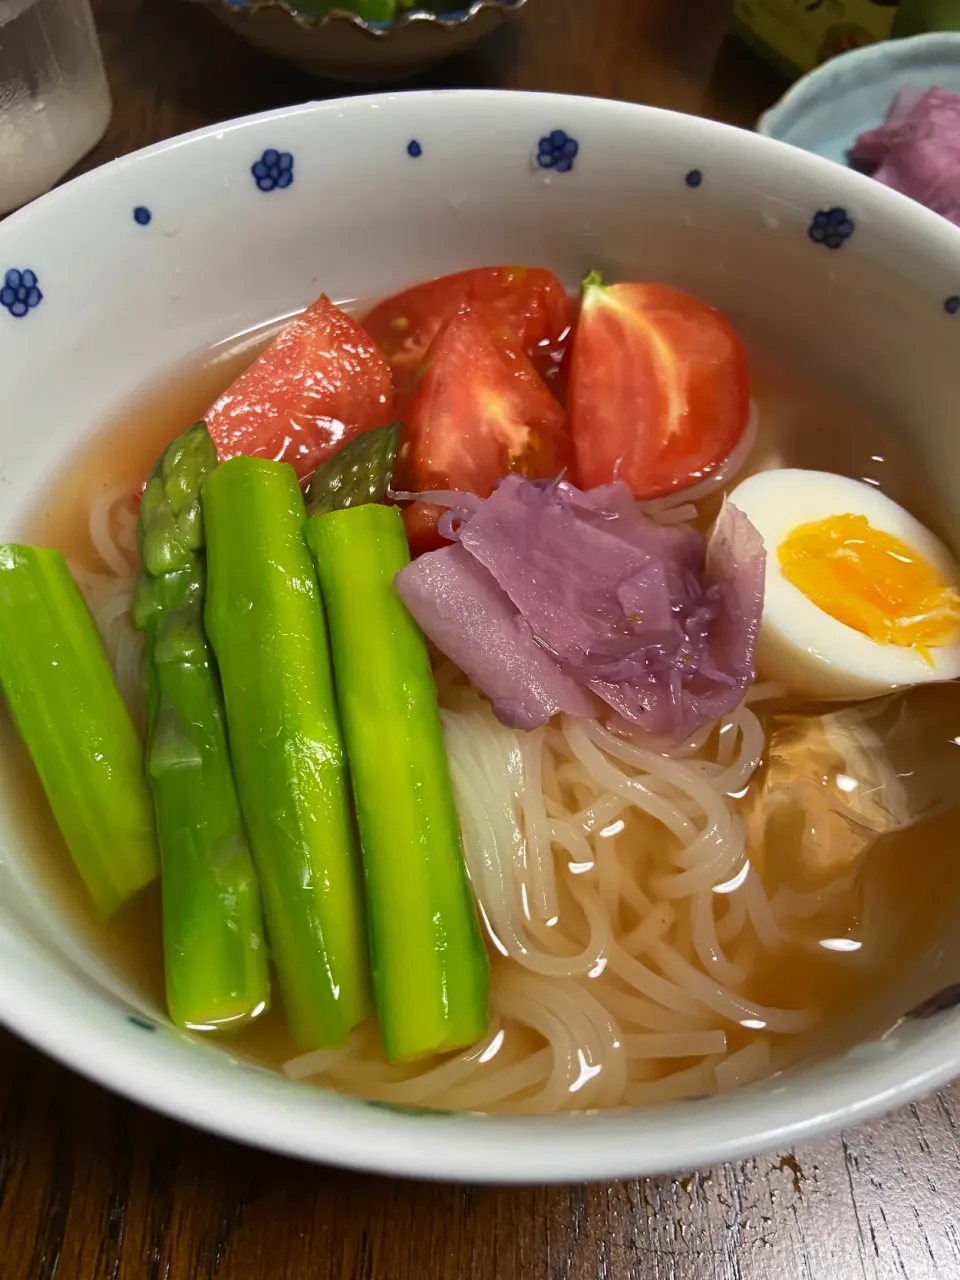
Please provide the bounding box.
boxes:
[396,307,571,555]
[204,295,394,483]
[569,274,750,501]
[362,267,572,394]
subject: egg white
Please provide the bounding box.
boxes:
[727,469,960,700]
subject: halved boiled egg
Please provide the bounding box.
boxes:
[727,469,960,699]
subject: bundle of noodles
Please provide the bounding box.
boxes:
[284,676,820,1111]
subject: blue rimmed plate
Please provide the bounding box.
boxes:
[758,31,960,166]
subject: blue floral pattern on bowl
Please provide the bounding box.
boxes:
[809,207,855,249]
[536,130,579,173]
[6,151,952,327]
[1,269,42,319]
[128,1014,157,1032]
[252,149,294,192]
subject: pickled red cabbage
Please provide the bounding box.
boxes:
[395,476,765,739]
[852,88,960,227]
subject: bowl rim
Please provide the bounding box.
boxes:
[758,30,960,144]
[3,89,960,1182]
[203,0,526,38]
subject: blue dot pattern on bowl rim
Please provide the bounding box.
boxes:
[1,269,42,319]
[536,130,579,173]
[252,149,294,192]
[127,1014,157,1032]
[808,207,855,250]
[407,139,423,158]
[7,159,953,319]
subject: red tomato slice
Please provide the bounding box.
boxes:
[362,267,572,393]
[569,275,750,501]
[205,295,394,483]
[396,307,571,555]
[401,500,452,558]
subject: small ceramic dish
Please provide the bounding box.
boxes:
[189,0,526,80]
[758,31,960,165]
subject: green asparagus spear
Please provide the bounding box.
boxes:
[291,0,395,19]
[0,546,158,916]
[306,430,489,1062]
[134,423,269,1031]
[305,421,402,517]
[203,457,372,1049]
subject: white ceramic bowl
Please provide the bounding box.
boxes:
[3,90,960,1183]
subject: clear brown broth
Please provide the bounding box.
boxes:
[8,324,960,1096]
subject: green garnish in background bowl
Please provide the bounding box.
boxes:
[188,0,527,81]
[291,0,475,17]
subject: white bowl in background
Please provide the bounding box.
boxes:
[2,90,960,1182]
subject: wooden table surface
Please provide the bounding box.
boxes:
[2,1,958,1277]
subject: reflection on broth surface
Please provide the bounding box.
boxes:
[7,319,960,1113]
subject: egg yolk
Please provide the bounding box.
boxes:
[778,512,960,658]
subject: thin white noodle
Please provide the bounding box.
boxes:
[710,707,766,794]
[582,722,746,888]
[600,981,713,1033]
[89,484,137,576]
[93,591,133,633]
[714,1039,772,1091]
[442,1048,554,1111]
[716,885,748,943]
[563,720,697,843]
[619,901,674,955]
[575,792,631,835]
[495,986,583,1111]
[592,821,621,925]
[607,944,705,1017]
[548,817,595,870]
[651,942,815,1034]
[624,1057,722,1106]
[445,735,609,978]
[521,728,559,922]
[356,1034,504,1105]
[624,1030,727,1059]
[691,890,750,988]
[283,1043,356,1082]
[650,503,698,525]
[741,865,784,950]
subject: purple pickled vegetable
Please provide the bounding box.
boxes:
[851,88,960,227]
[394,541,595,730]
[395,476,765,740]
